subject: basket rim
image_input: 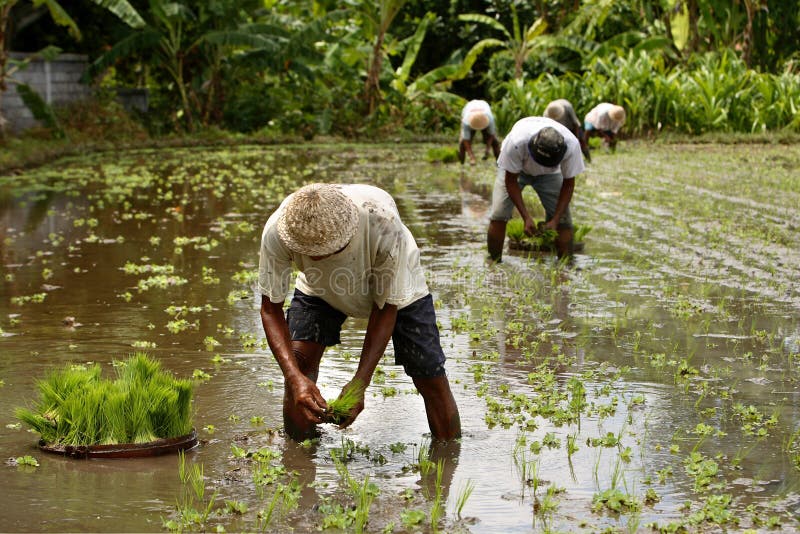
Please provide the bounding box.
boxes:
[38,428,198,459]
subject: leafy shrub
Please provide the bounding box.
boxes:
[55,91,148,143]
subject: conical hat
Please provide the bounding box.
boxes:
[468,112,490,131]
[609,105,626,124]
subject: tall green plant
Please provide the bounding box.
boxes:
[458,4,548,80]
[0,0,142,138]
[345,0,407,115]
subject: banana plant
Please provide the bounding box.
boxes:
[458,3,548,80]
[343,0,408,115]
[389,12,483,109]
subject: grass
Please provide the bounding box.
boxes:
[16,353,194,446]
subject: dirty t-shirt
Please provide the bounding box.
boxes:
[258,184,429,318]
[497,116,585,179]
[584,102,624,133]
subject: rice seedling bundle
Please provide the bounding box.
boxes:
[506,219,592,250]
[15,353,194,446]
[324,383,364,425]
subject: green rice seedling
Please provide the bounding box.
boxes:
[414,439,435,476]
[506,218,562,251]
[573,223,593,244]
[430,459,445,532]
[425,146,459,163]
[15,352,194,446]
[354,475,377,534]
[454,479,475,517]
[324,381,364,425]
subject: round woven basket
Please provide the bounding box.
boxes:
[38,429,198,459]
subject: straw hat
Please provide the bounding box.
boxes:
[468,112,490,131]
[543,101,565,122]
[528,126,567,167]
[609,105,626,124]
[277,183,359,257]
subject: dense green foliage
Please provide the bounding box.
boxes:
[15,353,194,446]
[3,0,799,139]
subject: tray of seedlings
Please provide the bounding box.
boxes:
[506,219,591,253]
[16,353,197,459]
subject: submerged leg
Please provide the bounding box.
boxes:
[487,219,507,262]
[413,375,461,441]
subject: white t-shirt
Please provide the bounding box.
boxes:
[585,103,624,133]
[258,184,429,318]
[497,116,585,179]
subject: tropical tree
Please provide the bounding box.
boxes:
[458,3,548,80]
[0,0,143,138]
[345,0,407,115]
[87,1,220,130]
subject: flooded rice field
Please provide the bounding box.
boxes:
[1,142,799,533]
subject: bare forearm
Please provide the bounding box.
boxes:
[505,172,530,221]
[260,298,303,382]
[464,140,475,160]
[551,177,575,224]
[355,303,397,385]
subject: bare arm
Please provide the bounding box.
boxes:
[337,302,398,428]
[504,170,536,236]
[260,297,327,422]
[544,177,575,231]
[463,139,477,164]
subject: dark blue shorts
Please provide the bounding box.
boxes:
[286,290,447,378]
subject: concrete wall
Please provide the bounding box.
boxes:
[1,53,149,133]
[1,53,91,132]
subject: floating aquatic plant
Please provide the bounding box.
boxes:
[16,353,194,446]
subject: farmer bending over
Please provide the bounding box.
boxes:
[583,102,626,152]
[487,116,585,261]
[458,99,501,165]
[258,183,461,441]
[544,98,592,162]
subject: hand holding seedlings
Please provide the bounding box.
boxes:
[287,373,328,424]
[324,379,365,427]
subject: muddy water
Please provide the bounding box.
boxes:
[1,143,799,532]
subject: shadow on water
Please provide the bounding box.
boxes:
[1,143,799,532]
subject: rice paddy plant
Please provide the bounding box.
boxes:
[453,479,475,517]
[505,219,557,250]
[324,381,364,425]
[429,459,445,533]
[353,475,377,534]
[518,48,800,135]
[16,353,194,446]
[413,439,435,476]
[166,451,219,533]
